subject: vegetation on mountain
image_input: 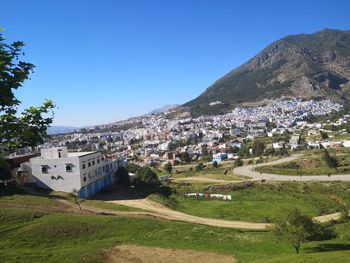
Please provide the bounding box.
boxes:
[181,29,350,116]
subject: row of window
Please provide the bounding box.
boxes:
[82,158,101,169]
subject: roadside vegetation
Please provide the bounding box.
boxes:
[256,148,350,175]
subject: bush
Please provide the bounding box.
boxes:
[116,166,130,186]
[180,152,191,164]
[234,158,243,167]
[195,162,204,171]
[134,167,160,187]
[0,158,12,181]
[164,162,172,173]
[126,163,141,173]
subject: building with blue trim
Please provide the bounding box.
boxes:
[30,147,117,198]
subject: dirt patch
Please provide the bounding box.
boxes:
[106,244,235,263]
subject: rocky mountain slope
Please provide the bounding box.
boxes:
[181,29,350,116]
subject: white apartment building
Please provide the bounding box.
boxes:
[30,147,117,198]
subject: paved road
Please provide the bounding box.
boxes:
[234,154,350,182]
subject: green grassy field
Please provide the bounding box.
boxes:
[2,184,350,262]
[2,207,350,263]
[149,182,350,223]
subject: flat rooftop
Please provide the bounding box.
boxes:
[67,151,96,157]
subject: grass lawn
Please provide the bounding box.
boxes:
[149,182,350,223]
[2,206,350,263]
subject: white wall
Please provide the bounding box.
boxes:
[30,156,81,193]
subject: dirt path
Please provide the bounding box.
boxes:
[314,212,342,223]
[106,244,235,263]
[234,154,350,181]
[107,198,270,230]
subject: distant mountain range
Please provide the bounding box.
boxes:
[47,126,79,135]
[147,104,179,115]
[178,29,350,117]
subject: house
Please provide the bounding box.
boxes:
[343,140,350,148]
[212,153,228,163]
[29,147,117,198]
[229,128,241,137]
[289,134,300,150]
[3,153,38,184]
[308,130,317,136]
[272,142,284,149]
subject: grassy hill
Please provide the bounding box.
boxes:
[1,185,350,262]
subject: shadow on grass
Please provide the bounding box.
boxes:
[308,243,350,253]
[92,184,172,201]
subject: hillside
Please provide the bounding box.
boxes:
[182,29,350,116]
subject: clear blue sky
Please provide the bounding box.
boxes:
[2,0,350,126]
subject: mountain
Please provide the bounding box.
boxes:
[47,126,79,135]
[181,29,350,117]
[147,104,179,115]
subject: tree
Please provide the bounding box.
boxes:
[201,144,208,156]
[180,152,191,164]
[71,189,82,210]
[116,166,130,186]
[164,162,172,173]
[234,158,243,167]
[201,154,213,162]
[320,131,328,140]
[273,208,316,254]
[323,149,338,169]
[0,157,11,181]
[0,30,55,154]
[134,167,160,187]
[252,140,265,156]
[126,162,141,173]
[195,162,204,171]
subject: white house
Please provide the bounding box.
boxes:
[343,140,350,148]
[29,147,117,198]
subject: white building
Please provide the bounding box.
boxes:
[29,147,117,198]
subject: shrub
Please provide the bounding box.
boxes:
[195,163,204,171]
[134,167,160,187]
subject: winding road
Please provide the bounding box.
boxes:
[234,154,350,182]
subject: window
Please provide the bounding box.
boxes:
[41,166,48,173]
[97,159,100,164]
[82,164,86,169]
[92,160,95,165]
[58,150,62,158]
[83,176,86,182]
[88,162,91,167]
[66,165,72,172]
